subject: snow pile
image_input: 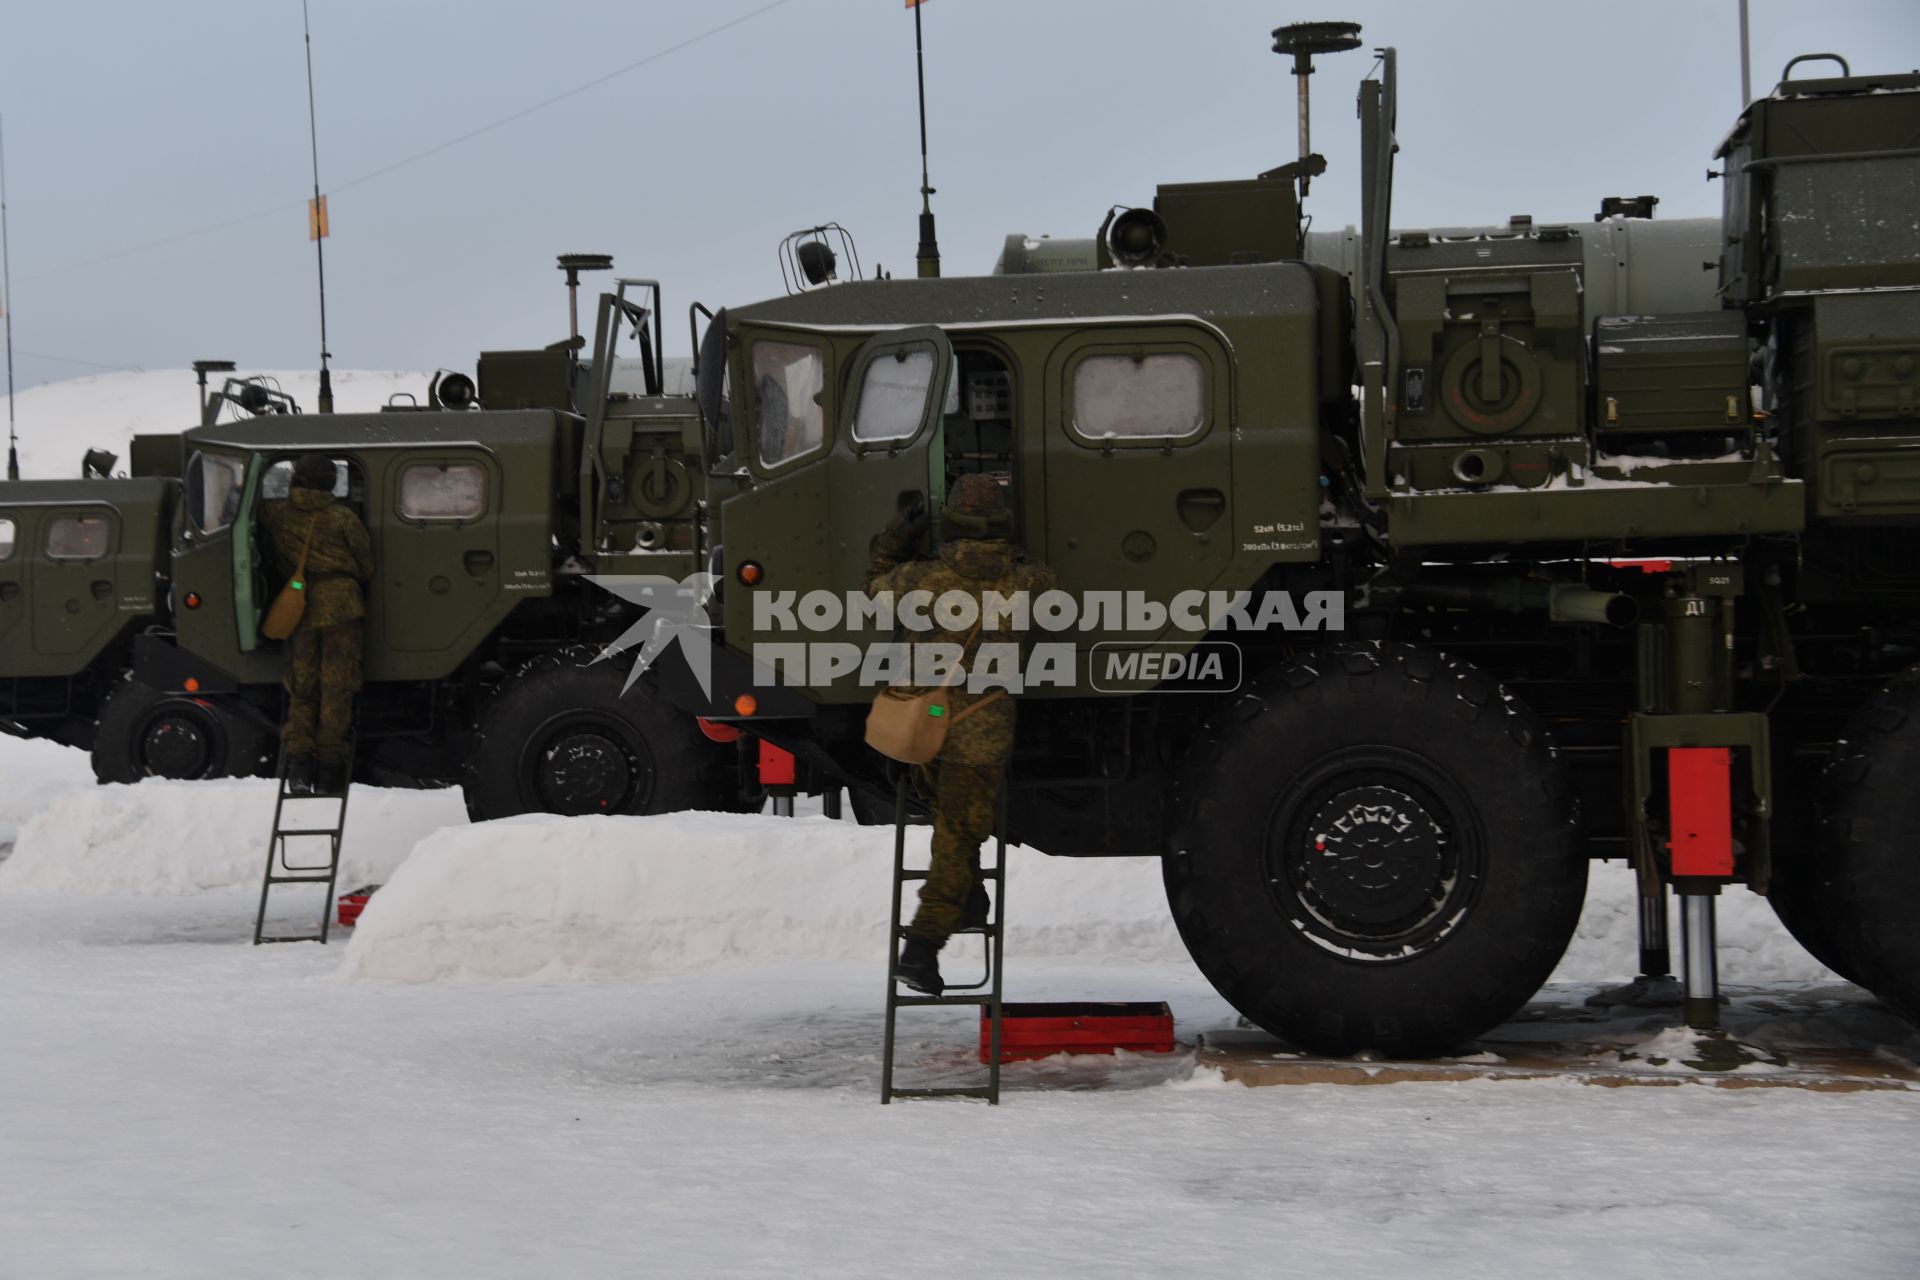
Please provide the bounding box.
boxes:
[0,733,1840,986]
[0,737,93,854]
[7,369,429,479]
[342,811,1185,982]
[0,778,468,895]
[339,810,1838,986]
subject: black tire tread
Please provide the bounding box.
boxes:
[90,671,274,784]
[461,646,730,821]
[1814,669,1920,1023]
[1164,640,1586,1059]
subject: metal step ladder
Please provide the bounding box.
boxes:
[881,771,1007,1104]
[252,740,355,945]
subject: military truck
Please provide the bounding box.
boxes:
[0,475,191,761]
[644,42,1920,1057]
[3,34,1914,1058]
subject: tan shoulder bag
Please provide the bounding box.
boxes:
[261,515,318,642]
[864,622,1007,764]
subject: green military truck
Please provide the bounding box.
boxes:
[652,43,1920,1055]
[1,35,1913,1058]
[0,477,181,759]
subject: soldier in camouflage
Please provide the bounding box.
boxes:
[867,472,1061,996]
[261,453,374,795]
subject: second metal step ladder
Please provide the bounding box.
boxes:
[252,741,355,945]
[881,771,1007,1104]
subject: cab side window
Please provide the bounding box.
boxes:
[262,458,349,501]
[185,451,245,534]
[852,346,937,445]
[398,462,487,521]
[752,340,825,467]
[0,517,14,560]
[1071,352,1206,443]
[46,516,110,560]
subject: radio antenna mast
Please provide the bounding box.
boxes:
[2,113,18,479]
[303,0,334,413]
[910,0,940,279]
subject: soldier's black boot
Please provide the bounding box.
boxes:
[960,884,991,931]
[894,936,945,996]
[285,754,316,797]
[315,757,348,797]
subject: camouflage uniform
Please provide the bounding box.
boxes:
[260,481,374,765]
[867,474,1061,945]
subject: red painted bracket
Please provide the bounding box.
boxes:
[757,739,796,787]
[1668,746,1734,877]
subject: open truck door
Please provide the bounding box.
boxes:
[721,324,952,704]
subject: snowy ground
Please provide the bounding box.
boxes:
[4,736,1919,1278]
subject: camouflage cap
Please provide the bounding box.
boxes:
[941,473,1012,540]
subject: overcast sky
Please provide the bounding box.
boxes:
[1,0,1914,393]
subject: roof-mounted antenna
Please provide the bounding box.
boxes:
[302,0,334,414]
[909,0,940,279]
[558,254,614,345]
[2,113,17,480]
[1271,20,1363,202]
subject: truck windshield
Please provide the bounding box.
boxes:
[752,340,824,467]
[185,452,245,534]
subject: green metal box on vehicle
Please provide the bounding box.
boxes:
[1593,312,1751,438]
[1717,69,1920,303]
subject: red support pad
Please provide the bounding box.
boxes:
[1668,747,1734,878]
[336,885,380,928]
[981,1002,1177,1064]
[757,739,796,787]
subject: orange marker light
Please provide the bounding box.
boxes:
[733,694,759,717]
[184,592,203,609]
[184,678,201,693]
[738,561,764,586]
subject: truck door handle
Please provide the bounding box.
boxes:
[464,550,495,576]
[0,583,18,601]
[92,580,114,600]
[1177,489,1226,533]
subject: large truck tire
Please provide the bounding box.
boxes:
[1163,642,1586,1059]
[462,647,724,821]
[91,674,275,784]
[1817,670,1920,1026]
[1765,848,1866,986]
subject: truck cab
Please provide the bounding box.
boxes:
[0,477,173,744]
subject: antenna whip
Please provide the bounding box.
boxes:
[303,0,334,413]
[2,113,18,479]
[910,0,940,279]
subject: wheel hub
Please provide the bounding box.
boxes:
[139,710,214,778]
[1304,785,1446,925]
[1270,758,1478,962]
[536,730,636,814]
